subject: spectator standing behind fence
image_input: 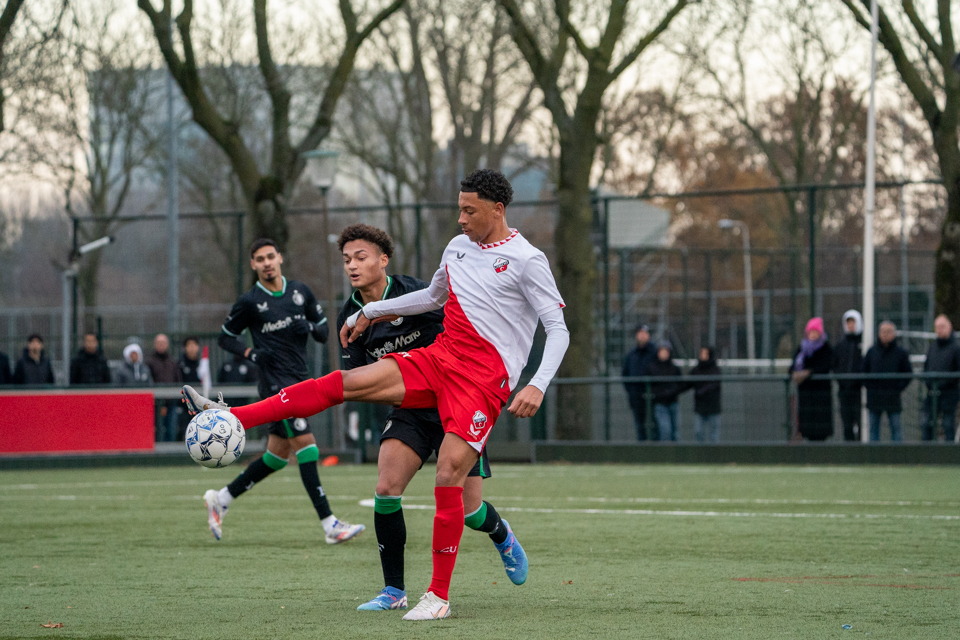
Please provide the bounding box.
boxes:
[147,334,181,442]
[0,348,11,384]
[920,315,960,442]
[789,318,834,441]
[218,352,259,414]
[13,334,54,385]
[115,342,153,386]
[687,346,721,443]
[622,324,657,440]
[833,310,864,441]
[177,337,202,440]
[862,321,911,442]
[70,332,111,385]
[648,340,684,441]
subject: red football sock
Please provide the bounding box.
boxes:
[428,485,465,601]
[231,371,343,430]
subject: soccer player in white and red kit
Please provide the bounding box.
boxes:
[183,169,569,620]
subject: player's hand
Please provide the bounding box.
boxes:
[341,311,371,348]
[507,385,544,419]
[291,318,314,336]
[248,349,273,366]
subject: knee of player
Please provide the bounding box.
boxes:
[375,479,405,496]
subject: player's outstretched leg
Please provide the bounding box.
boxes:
[465,500,528,585]
[202,449,289,540]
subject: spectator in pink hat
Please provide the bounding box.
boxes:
[789,317,834,440]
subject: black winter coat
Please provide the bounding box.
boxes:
[923,337,960,391]
[688,355,721,416]
[647,358,684,405]
[790,341,834,440]
[70,349,111,385]
[0,351,11,384]
[832,333,863,394]
[862,340,912,413]
[13,349,55,385]
[622,343,657,407]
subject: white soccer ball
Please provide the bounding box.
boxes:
[185,409,246,468]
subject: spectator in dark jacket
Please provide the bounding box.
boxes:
[790,317,834,441]
[688,346,721,443]
[13,334,55,385]
[920,315,960,441]
[648,340,684,441]
[0,349,11,385]
[862,321,912,441]
[179,336,201,384]
[146,333,181,442]
[622,324,657,440]
[218,352,259,410]
[833,310,863,441]
[70,333,111,385]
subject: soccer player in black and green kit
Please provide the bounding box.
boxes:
[201,238,364,544]
[335,224,527,611]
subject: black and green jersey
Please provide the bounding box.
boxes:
[335,274,444,369]
[218,277,327,397]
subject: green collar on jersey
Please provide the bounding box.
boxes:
[256,276,287,297]
[351,275,392,308]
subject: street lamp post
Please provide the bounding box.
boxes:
[302,149,342,450]
[719,219,755,361]
[62,236,114,385]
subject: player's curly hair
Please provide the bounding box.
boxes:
[337,223,394,257]
[460,169,514,207]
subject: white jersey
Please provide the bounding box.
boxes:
[431,229,565,390]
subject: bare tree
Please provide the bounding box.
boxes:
[837,0,960,323]
[138,0,404,250]
[0,0,25,133]
[497,0,690,439]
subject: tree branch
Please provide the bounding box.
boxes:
[253,0,292,178]
[902,0,942,60]
[610,0,689,81]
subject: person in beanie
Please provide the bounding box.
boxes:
[920,315,960,441]
[832,310,863,441]
[790,317,834,441]
[862,321,912,441]
[622,323,657,440]
[115,342,153,386]
[648,340,684,441]
[688,346,722,442]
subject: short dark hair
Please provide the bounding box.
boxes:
[250,238,280,258]
[27,333,43,343]
[460,169,514,207]
[183,336,200,347]
[337,224,394,258]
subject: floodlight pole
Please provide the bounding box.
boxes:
[166,65,180,335]
[719,220,755,361]
[861,0,879,442]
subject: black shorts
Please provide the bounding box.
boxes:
[265,418,312,439]
[381,408,491,478]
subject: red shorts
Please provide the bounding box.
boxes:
[382,341,511,453]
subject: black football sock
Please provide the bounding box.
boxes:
[296,445,333,520]
[374,495,405,591]
[465,500,508,545]
[226,450,286,498]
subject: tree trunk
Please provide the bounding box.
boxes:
[933,130,960,326]
[553,141,596,440]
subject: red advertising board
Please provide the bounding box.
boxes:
[0,391,155,454]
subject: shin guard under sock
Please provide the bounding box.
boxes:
[231,371,343,429]
[296,445,332,520]
[226,451,286,498]
[428,486,464,601]
[374,495,405,591]
[464,500,508,545]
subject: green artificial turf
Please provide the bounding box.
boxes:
[1,462,959,639]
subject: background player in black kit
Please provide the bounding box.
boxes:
[335,224,527,612]
[200,238,364,544]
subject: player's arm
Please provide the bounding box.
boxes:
[341,265,449,347]
[336,314,367,370]
[508,255,570,418]
[299,288,330,344]
[217,299,261,363]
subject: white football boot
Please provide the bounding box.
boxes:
[182,385,229,415]
[203,489,227,540]
[401,592,451,620]
[324,519,366,544]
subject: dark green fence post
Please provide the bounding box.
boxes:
[784,377,792,440]
[644,379,653,439]
[931,380,939,439]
